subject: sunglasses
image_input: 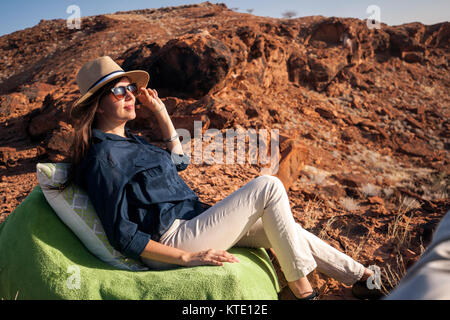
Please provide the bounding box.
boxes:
[109,84,139,100]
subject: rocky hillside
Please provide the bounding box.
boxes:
[0,2,448,299]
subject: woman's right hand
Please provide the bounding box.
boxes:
[137,87,165,113]
[181,249,240,267]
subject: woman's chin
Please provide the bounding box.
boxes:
[125,111,137,120]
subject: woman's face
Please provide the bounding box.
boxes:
[95,77,137,126]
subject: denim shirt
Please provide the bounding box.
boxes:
[74,127,210,260]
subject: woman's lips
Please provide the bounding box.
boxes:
[124,105,134,110]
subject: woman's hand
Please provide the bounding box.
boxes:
[137,87,165,113]
[181,249,240,267]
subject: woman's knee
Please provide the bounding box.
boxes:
[255,175,288,203]
[257,175,286,192]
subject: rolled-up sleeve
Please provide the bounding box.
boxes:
[114,187,152,259]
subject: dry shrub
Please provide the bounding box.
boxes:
[381,254,407,295]
[383,195,421,293]
[301,198,323,230]
[339,197,360,212]
[361,183,381,197]
[318,216,337,240]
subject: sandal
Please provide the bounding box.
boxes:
[352,280,385,300]
[297,290,319,300]
[278,286,319,300]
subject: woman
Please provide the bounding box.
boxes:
[65,56,381,300]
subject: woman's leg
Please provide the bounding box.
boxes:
[146,175,317,285]
[144,175,366,295]
[234,218,367,285]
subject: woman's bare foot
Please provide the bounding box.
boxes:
[288,276,314,299]
[352,268,385,299]
[359,268,375,282]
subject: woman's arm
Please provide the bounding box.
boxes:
[138,87,184,155]
[135,88,240,267]
[149,101,191,171]
[140,240,240,267]
[153,104,184,155]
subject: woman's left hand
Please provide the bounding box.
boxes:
[137,87,166,113]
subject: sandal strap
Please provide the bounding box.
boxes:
[297,290,319,300]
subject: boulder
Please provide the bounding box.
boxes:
[27,95,65,139]
[140,33,233,99]
[275,137,309,191]
[287,51,347,92]
[332,173,367,188]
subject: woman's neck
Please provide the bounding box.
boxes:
[94,122,127,138]
[105,128,126,138]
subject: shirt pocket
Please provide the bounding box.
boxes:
[134,157,178,201]
[135,158,164,179]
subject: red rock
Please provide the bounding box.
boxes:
[396,137,432,158]
[207,104,237,129]
[376,127,390,140]
[275,139,308,191]
[27,97,65,139]
[340,127,362,142]
[315,106,338,119]
[345,114,364,126]
[352,95,363,109]
[357,119,378,130]
[287,52,310,85]
[404,115,423,129]
[144,32,233,99]
[308,55,347,91]
[320,184,347,198]
[171,114,210,138]
[0,93,29,116]
[288,49,347,92]
[332,173,366,188]
[0,147,17,166]
[20,82,58,103]
[368,196,384,205]
[402,51,424,63]
[46,122,74,157]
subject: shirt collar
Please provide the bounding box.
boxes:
[92,127,138,142]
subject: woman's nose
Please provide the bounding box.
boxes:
[124,89,135,101]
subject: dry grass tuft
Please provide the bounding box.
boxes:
[382,187,394,199]
[398,195,421,213]
[301,198,323,230]
[318,216,337,240]
[346,233,370,261]
[339,197,360,212]
[309,171,328,186]
[381,254,407,295]
[382,195,421,293]
[420,172,449,201]
[387,211,415,246]
[301,165,329,186]
[361,183,381,197]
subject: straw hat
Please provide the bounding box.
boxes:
[71,56,149,116]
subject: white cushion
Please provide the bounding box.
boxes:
[36,163,148,271]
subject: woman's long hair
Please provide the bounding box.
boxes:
[50,78,122,192]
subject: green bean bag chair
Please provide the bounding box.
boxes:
[0,184,280,300]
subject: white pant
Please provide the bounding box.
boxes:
[142,175,365,284]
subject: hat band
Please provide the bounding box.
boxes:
[87,70,126,92]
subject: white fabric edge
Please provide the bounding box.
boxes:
[36,163,147,271]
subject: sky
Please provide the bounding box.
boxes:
[1,0,449,37]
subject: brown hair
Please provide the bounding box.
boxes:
[50,78,123,192]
